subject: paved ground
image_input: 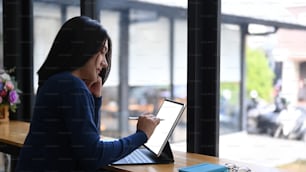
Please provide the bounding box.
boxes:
[171,132,306,171]
[219,132,306,167]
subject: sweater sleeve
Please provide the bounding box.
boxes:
[61,88,147,170]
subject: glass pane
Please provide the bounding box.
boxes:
[0,0,2,68]
[100,10,120,136]
[220,24,241,134]
[33,1,80,93]
[172,18,187,149]
[99,1,187,150]
[220,1,306,171]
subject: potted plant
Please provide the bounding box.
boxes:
[0,69,21,122]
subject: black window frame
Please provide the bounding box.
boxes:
[2,0,221,156]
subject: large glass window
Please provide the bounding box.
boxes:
[23,1,306,171]
[99,2,188,149]
[99,10,120,135]
[33,1,80,92]
[220,24,241,134]
[30,2,306,171]
[0,0,3,67]
[220,1,306,171]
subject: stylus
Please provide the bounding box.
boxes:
[128,116,164,121]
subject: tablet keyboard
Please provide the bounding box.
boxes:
[113,149,155,164]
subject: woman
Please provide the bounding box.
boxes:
[16,16,160,171]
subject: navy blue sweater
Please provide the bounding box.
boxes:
[16,72,147,171]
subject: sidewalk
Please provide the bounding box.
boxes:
[219,132,306,168]
[171,132,306,170]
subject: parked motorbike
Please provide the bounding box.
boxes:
[288,110,306,141]
[247,93,306,142]
[273,106,306,141]
[246,93,287,136]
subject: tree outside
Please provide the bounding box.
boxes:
[246,47,275,102]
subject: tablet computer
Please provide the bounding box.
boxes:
[112,98,186,165]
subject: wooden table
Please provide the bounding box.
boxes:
[106,151,287,172]
[0,121,287,172]
[0,120,29,171]
[0,120,29,154]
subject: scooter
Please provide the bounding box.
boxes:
[273,106,306,141]
[247,94,286,136]
[288,113,306,141]
[285,107,306,141]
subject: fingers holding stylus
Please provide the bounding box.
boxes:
[136,113,160,139]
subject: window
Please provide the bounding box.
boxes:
[0,0,3,67]
[220,1,306,170]
[220,24,241,134]
[33,1,80,92]
[98,1,188,149]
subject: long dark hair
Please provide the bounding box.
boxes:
[37,16,112,88]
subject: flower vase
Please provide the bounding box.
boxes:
[0,105,9,122]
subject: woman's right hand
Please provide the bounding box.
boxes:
[136,113,160,139]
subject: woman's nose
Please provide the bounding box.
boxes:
[101,57,108,68]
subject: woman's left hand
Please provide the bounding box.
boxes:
[86,77,103,97]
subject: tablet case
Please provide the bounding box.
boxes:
[156,141,174,163]
[179,163,227,172]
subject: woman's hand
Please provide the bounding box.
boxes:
[86,76,103,97]
[136,113,160,139]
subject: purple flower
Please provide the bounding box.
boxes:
[8,90,19,104]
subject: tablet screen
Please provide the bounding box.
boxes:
[144,99,185,157]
